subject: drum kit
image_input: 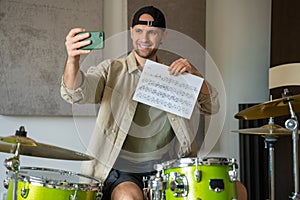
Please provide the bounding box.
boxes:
[1,128,241,200]
[1,127,241,200]
[233,89,300,200]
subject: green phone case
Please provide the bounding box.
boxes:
[79,31,104,50]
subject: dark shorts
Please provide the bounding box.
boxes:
[101,169,156,200]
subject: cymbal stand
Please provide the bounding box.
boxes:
[283,89,300,199]
[262,117,277,200]
[264,136,277,200]
[4,142,21,200]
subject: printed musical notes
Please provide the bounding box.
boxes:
[133,60,204,119]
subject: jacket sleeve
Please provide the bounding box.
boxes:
[60,59,112,104]
[196,82,220,115]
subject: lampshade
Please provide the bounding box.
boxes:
[269,63,300,89]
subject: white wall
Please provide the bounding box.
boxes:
[0,0,272,197]
[206,0,271,168]
[103,0,127,38]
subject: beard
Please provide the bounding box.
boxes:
[135,47,158,59]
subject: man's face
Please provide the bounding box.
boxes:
[130,14,166,59]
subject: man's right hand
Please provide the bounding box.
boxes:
[63,28,91,90]
[65,28,91,63]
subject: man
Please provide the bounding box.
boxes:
[62,6,219,200]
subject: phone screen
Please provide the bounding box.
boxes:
[78,31,104,50]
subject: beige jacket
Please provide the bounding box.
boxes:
[60,51,219,182]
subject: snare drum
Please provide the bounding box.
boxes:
[161,157,238,200]
[6,167,103,200]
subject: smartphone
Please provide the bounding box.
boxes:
[78,31,104,50]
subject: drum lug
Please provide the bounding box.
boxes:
[194,159,201,182]
[3,178,9,189]
[169,172,188,197]
[95,191,103,200]
[69,185,78,200]
[21,179,30,198]
[194,169,201,183]
[228,161,238,182]
[3,171,10,189]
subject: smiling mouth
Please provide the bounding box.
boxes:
[138,43,152,50]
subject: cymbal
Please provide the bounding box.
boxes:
[0,135,37,146]
[232,124,297,137]
[0,136,94,161]
[235,94,300,120]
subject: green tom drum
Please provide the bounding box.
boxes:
[6,167,103,200]
[162,157,238,200]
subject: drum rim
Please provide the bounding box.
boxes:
[201,157,236,165]
[160,157,236,169]
[161,157,199,169]
[16,166,102,191]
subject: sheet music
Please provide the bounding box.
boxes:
[133,60,204,119]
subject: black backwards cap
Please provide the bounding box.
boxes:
[132,6,166,29]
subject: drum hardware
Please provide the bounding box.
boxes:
[233,117,283,200]
[4,143,21,172]
[283,90,300,200]
[3,172,10,189]
[69,184,78,200]
[209,179,224,193]
[147,164,167,200]
[194,158,201,182]
[265,136,277,200]
[69,185,103,200]
[228,159,238,182]
[264,116,278,200]
[234,89,300,199]
[95,191,103,200]
[20,180,30,198]
[3,126,31,200]
[169,172,188,197]
[143,176,150,200]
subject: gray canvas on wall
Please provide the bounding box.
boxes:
[0,0,103,116]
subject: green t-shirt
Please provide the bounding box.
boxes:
[120,103,175,162]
